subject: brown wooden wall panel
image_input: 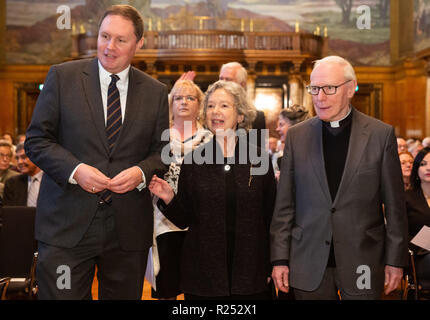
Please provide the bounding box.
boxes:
[0,62,428,140]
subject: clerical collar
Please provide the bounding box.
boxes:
[324,107,352,128]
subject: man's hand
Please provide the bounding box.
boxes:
[108,166,143,194]
[272,265,290,293]
[73,164,110,194]
[148,175,174,205]
[384,265,403,295]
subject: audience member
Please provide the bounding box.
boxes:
[274,105,309,178]
[16,133,26,145]
[399,151,414,190]
[270,56,408,300]
[0,140,19,198]
[407,138,416,149]
[149,80,276,300]
[3,143,43,206]
[2,132,15,148]
[150,80,212,300]
[268,137,278,155]
[405,147,430,285]
[397,137,408,154]
[422,136,430,148]
[409,140,424,158]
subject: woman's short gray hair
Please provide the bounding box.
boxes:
[202,80,257,131]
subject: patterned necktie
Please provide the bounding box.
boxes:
[27,177,39,207]
[101,74,122,204]
[106,74,122,151]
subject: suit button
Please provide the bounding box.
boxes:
[325,241,330,245]
[331,208,336,213]
[109,157,113,163]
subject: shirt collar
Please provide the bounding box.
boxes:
[28,170,43,182]
[98,60,130,88]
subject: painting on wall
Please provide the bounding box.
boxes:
[415,0,430,52]
[6,0,390,65]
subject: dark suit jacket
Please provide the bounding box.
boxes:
[162,138,276,297]
[270,107,409,296]
[25,58,169,250]
[3,174,28,206]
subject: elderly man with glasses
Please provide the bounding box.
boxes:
[0,140,19,200]
[270,56,408,300]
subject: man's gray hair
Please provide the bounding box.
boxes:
[220,62,248,85]
[313,56,357,81]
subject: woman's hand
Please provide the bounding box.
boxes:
[148,175,175,205]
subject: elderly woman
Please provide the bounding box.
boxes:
[149,80,277,300]
[405,147,430,286]
[399,151,414,190]
[150,80,212,300]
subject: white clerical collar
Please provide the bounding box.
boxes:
[329,107,352,128]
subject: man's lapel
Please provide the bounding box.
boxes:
[309,118,332,203]
[81,58,109,154]
[333,109,370,206]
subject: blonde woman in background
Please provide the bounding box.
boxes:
[150,80,212,300]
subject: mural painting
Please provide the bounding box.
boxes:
[6,0,390,65]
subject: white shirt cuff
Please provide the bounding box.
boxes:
[69,163,83,184]
[136,166,146,191]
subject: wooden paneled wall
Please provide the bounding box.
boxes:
[0,65,49,137]
[0,62,428,139]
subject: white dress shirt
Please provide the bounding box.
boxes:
[27,171,43,207]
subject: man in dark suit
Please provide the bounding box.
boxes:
[3,143,42,206]
[270,56,408,299]
[25,5,169,299]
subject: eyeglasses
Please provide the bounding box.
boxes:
[0,153,12,160]
[306,80,352,96]
[173,95,197,102]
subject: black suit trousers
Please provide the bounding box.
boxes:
[36,204,147,300]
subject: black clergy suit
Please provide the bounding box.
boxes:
[25,58,169,299]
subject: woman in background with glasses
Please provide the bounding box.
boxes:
[0,140,19,199]
[149,80,212,300]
